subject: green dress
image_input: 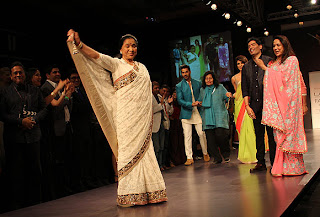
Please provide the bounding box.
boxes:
[195,45,206,79]
[234,82,257,163]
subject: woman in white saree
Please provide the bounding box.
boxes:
[66,30,167,207]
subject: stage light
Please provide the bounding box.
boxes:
[294,12,299,18]
[299,21,304,26]
[211,4,217,10]
[287,4,292,10]
[224,13,230,19]
[264,30,269,36]
[236,21,243,26]
[246,27,251,33]
[311,0,316,5]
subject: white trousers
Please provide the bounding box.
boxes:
[181,122,208,159]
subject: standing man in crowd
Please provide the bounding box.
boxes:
[69,69,92,191]
[159,84,174,169]
[176,65,210,166]
[40,65,74,197]
[1,62,47,209]
[152,81,165,170]
[241,37,276,173]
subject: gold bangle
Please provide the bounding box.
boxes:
[77,41,83,49]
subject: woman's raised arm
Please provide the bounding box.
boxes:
[67,29,100,59]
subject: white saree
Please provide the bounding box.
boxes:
[67,42,167,205]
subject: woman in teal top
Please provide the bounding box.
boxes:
[198,71,232,164]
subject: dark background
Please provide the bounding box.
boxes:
[1,0,320,128]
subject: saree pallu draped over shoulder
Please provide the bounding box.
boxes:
[262,56,307,177]
[67,42,167,205]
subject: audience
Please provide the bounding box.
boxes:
[1,62,46,209]
[159,84,174,169]
[152,81,165,170]
[40,65,74,198]
[169,89,187,166]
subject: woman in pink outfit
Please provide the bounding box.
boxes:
[256,35,308,177]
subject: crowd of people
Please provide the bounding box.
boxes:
[0,63,115,212]
[155,36,308,177]
[0,32,309,210]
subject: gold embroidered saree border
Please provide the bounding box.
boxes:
[118,120,153,180]
[117,189,168,206]
[114,70,137,91]
[114,67,138,91]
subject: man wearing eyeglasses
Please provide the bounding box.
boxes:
[69,69,94,190]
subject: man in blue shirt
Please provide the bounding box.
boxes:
[176,65,210,166]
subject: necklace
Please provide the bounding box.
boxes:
[123,58,135,66]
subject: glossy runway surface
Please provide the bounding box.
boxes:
[2,129,320,217]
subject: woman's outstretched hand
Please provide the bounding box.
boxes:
[67,29,81,45]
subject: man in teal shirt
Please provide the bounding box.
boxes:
[176,65,210,166]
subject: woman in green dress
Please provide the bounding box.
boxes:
[231,55,257,163]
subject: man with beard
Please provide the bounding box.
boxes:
[176,65,210,166]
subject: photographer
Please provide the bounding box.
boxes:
[1,62,47,210]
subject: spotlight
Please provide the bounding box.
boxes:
[246,27,251,33]
[224,13,230,19]
[311,0,316,5]
[287,5,292,10]
[237,20,243,26]
[211,4,217,10]
[264,30,269,36]
[294,12,299,18]
[299,21,304,26]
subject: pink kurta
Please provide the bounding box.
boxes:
[262,56,308,177]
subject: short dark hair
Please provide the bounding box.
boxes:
[68,68,78,77]
[160,84,170,91]
[152,81,160,88]
[202,71,220,88]
[46,64,59,75]
[247,37,262,45]
[180,64,190,72]
[10,61,24,72]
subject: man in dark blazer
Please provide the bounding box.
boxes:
[241,37,276,173]
[176,64,210,166]
[2,62,47,209]
[40,65,74,196]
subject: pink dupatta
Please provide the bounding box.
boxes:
[262,56,307,154]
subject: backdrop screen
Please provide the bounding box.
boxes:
[170,31,234,82]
